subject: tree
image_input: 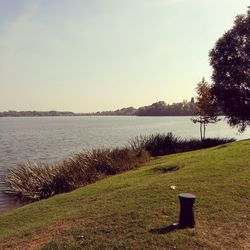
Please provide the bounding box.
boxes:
[209,7,250,132]
[191,78,220,141]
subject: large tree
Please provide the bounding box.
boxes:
[209,8,250,131]
[191,78,220,141]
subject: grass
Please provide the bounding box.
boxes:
[0,140,249,249]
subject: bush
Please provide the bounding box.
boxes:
[129,133,235,156]
[129,133,180,156]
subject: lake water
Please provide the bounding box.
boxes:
[0,116,249,213]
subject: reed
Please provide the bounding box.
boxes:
[5,148,150,200]
[129,133,235,156]
[5,133,234,201]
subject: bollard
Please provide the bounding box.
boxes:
[178,193,195,228]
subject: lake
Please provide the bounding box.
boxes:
[0,116,249,212]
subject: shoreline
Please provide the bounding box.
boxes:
[0,140,249,249]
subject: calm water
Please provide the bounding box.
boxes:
[0,116,249,212]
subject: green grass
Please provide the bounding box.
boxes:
[0,140,249,249]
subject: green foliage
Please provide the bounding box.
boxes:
[135,100,196,116]
[129,132,234,156]
[210,8,250,131]
[130,133,180,156]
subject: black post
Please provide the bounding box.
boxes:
[178,193,195,228]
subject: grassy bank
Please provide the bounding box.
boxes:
[0,140,249,249]
[5,134,233,201]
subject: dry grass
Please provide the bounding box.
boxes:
[5,148,150,201]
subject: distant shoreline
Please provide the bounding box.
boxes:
[0,101,197,117]
[0,114,196,118]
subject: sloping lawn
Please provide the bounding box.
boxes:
[0,140,249,249]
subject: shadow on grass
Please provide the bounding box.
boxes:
[215,145,227,150]
[149,224,179,234]
[153,165,180,174]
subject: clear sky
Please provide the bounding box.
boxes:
[0,0,249,112]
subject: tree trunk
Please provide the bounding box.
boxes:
[200,123,203,141]
[203,123,206,140]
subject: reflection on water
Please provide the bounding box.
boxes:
[0,191,26,212]
[0,116,249,212]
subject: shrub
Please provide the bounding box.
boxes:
[129,133,235,156]
[129,133,179,156]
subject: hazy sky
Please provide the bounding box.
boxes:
[0,0,249,112]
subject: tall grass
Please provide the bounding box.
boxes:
[5,133,234,201]
[129,132,235,156]
[5,148,149,201]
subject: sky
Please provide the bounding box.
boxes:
[0,0,249,112]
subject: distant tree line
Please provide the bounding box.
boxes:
[135,100,196,116]
[0,111,75,117]
[90,107,137,116]
[0,100,197,117]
